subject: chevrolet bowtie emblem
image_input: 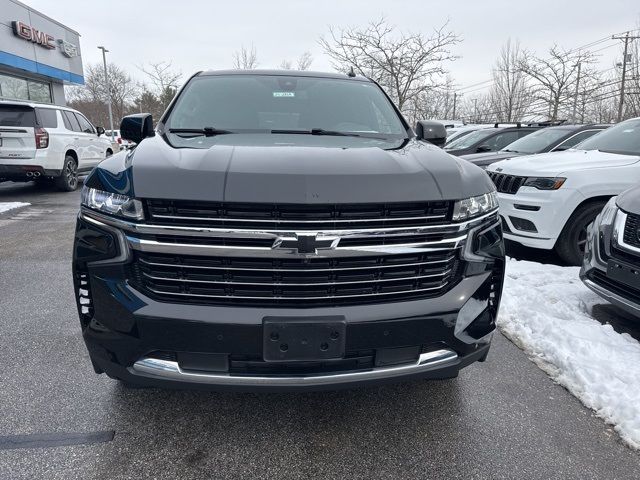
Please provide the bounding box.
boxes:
[272,234,340,253]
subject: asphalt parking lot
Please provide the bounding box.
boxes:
[1,181,639,479]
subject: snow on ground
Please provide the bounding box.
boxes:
[0,202,29,214]
[499,258,640,449]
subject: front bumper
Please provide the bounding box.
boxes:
[73,210,504,391]
[498,187,584,250]
[580,209,640,318]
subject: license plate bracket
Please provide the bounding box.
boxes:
[263,316,346,362]
[607,259,640,290]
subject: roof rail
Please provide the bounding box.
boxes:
[526,119,568,127]
[494,122,522,128]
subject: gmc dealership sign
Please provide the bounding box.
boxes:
[11,21,79,57]
[11,21,56,49]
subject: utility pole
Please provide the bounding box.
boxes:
[473,98,478,123]
[613,32,640,122]
[571,61,582,123]
[452,92,457,120]
[97,46,115,142]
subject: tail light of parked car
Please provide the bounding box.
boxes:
[35,127,49,149]
[117,138,122,144]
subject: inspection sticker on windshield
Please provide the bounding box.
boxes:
[273,92,295,98]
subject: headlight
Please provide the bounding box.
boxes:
[523,177,566,190]
[452,191,498,221]
[81,187,144,220]
[599,196,618,228]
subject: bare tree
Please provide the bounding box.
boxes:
[319,17,460,111]
[139,61,182,94]
[279,52,313,71]
[138,61,182,113]
[233,45,259,69]
[488,40,531,122]
[519,45,593,121]
[297,51,313,70]
[66,62,137,126]
[403,76,457,124]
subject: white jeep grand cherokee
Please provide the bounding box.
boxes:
[0,100,114,191]
[486,117,640,265]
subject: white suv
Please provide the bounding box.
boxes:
[0,100,113,191]
[486,117,640,265]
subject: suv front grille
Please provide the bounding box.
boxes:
[622,212,640,249]
[487,172,525,194]
[129,250,460,307]
[145,199,452,230]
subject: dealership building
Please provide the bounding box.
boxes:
[0,0,84,105]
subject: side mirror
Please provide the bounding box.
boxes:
[96,126,105,136]
[415,120,447,148]
[476,144,492,153]
[120,113,154,144]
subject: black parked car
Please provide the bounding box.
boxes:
[72,70,505,391]
[581,186,640,317]
[461,124,609,169]
[444,123,540,156]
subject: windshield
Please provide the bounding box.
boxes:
[501,128,570,154]
[444,129,493,150]
[577,119,640,155]
[165,74,407,139]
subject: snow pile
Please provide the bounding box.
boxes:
[499,259,640,449]
[0,202,29,214]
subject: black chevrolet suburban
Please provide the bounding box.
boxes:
[72,70,505,390]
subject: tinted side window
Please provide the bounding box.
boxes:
[35,108,58,128]
[556,130,600,150]
[484,131,520,150]
[62,110,82,132]
[74,113,95,134]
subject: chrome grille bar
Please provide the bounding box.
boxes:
[144,283,449,301]
[140,269,452,287]
[137,256,454,272]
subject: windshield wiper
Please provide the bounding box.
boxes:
[271,128,373,138]
[502,149,519,153]
[167,127,234,137]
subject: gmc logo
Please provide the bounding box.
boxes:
[12,21,55,49]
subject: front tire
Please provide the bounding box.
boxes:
[555,201,606,265]
[55,155,79,192]
[106,149,113,158]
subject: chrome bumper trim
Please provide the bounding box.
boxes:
[128,349,459,387]
[583,278,640,316]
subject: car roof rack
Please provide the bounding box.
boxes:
[526,119,568,127]
[493,122,522,128]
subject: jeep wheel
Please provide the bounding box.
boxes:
[55,156,79,192]
[554,202,606,265]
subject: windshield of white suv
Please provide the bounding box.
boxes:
[444,129,494,150]
[577,119,640,156]
[165,74,407,141]
[500,128,570,154]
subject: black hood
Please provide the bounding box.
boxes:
[87,134,494,204]
[461,151,524,168]
[616,184,640,214]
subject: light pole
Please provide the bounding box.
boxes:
[97,46,115,142]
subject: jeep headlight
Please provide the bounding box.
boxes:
[81,187,144,220]
[522,177,566,190]
[452,191,498,221]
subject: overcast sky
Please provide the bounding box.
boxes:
[26,0,640,94]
